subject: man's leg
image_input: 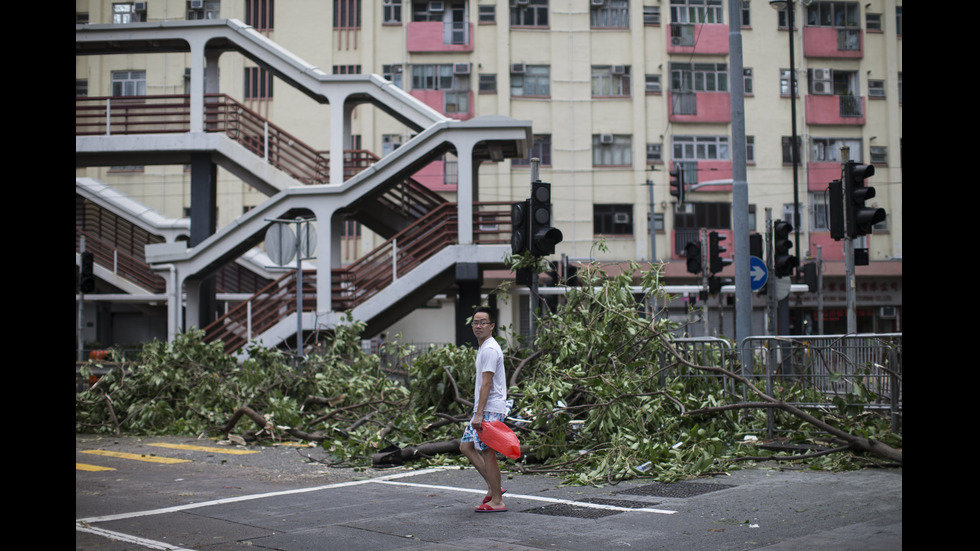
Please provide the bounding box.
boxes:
[481,447,505,508]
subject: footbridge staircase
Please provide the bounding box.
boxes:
[76,19,531,353]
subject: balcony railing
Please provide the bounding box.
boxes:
[840,95,863,118]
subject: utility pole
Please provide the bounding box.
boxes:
[728,0,753,351]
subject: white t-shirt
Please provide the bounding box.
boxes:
[474,337,508,414]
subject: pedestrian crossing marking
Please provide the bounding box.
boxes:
[80,449,190,464]
[76,462,115,472]
[147,442,260,455]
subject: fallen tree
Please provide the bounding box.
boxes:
[76,262,901,484]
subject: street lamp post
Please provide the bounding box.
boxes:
[770,0,802,334]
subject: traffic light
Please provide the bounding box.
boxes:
[844,161,886,238]
[510,199,530,255]
[772,219,798,278]
[708,231,732,274]
[685,240,702,275]
[529,181,563,256]
[828,179,845,241]
[669,164,685,204]
[80,251,95,293]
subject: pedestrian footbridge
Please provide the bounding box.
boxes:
[76,19,531,353]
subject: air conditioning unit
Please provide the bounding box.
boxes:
[613,212,631,224]
[879,306,897,319]
[591,0,606,6]
[134,1,147,12]
[184,67,192,77]
[599,134,614,144]
[811,81,832,95]
[511,63,526,74]
[190,0,204,9]
[453,63,471,75]
[811,68,831,81]
[429,1,445,13]
[671,36,682,45]
[516,0,530,5]
[611,65,626,75]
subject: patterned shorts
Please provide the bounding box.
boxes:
[461,411,507,451]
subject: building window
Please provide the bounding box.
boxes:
[806,1,859,28]
[810,137,862,163]
[76,79,88,97]
[674,202,732,230]
[246,0,275,31]
[478,4,495,23]
[514,135,552,166]
[245,67,274,99]
[187,1,221,20]
[593,134,632,167]
[643,6,661,25]
[412,63,471,113]
[112,3,145,24]
[511,0,548,27]
[746,136,755,163]
[743,68,753,94]
[594,204,633,236]
[670,0,724,24]
[412,64,456,90]
[645,74,662,94]
[780,68,799,96]
[671,63,728,92]
[870,146,887,164]
[592,65,631,97]
[479,73,497,93]
[511,65,550,97]
[333,65,362,75]
[111,70,146,96]
[591,0,629,28]
[781,136,801,164]
[672,135,729,161]
[868,79,885,98]
[646,143,663,165]
[866,12,881,31]
[741,0,750,26]
[383,64,403,88]
[895,6,901,35]
[335,0,361,29]
[383,0,402,24]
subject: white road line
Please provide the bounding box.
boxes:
[373,480,676,514]
[77,524,197,551]
[76,467,454,524]
[77,465,675,550]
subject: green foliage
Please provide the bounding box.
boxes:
[75,259,900,484]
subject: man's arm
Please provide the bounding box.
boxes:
[472,370,495,432]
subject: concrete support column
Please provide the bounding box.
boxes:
[454,263,482,347]
[189,153,218,329]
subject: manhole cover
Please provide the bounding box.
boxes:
[522,503,624,519]
[614,481,735,498]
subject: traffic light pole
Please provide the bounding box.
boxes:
[841,147,857,334]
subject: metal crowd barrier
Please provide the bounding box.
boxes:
[738,333,902,435]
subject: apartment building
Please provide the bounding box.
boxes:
[75,0,901,348]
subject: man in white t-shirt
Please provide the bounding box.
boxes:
[459,306,508,512]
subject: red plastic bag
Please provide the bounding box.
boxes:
[479,421,521,459]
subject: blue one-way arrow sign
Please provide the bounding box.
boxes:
[750,256,767,291]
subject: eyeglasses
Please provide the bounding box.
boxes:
[471,321,493,327]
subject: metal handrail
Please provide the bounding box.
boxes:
[76,229,166,293]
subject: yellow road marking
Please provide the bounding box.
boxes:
[80,449,190,464]
[147,443,260,455]
[76,462,115,472]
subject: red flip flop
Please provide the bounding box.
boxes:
[481,489,507,504]
[474,503,508,513]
